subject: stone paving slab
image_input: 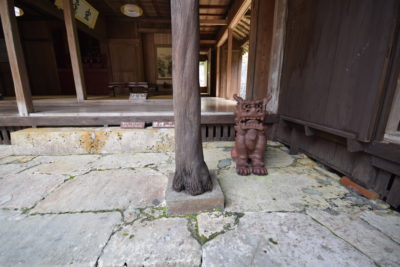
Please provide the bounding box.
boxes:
[0,141,399,267]
[0,210,121,267]
[197,211,238,239]
[0,155,36,165]
[98,217,201,267]
[307,208,400,266]
[202,212,376,267]
[361,210,400,244]
[0,161,39,178]
[33,168,168,213]
[26,154,100,176]
[218,165,349,212]
[0,172,66,209]
[88,152,172,170]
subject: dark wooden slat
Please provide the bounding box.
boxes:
[386,176,400,208]
[279,0,399,142]
[372,156,400,176]
[365,141,400,164]
[281,115,357,139]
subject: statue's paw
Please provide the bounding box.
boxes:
[236,166,251,176]
[252,167,268,175]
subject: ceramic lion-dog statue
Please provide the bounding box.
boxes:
[231,94,271,175]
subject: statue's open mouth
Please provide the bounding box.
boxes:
[239,117,264,130]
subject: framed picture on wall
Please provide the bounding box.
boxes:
[156,46,172,79]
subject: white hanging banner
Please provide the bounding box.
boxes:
[55,0,99,29]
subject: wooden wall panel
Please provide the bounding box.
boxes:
[142,33,156,83]
[20,21,61,95]
[279,0,399,142]
[108,39,144,82]
[217,39,242,100]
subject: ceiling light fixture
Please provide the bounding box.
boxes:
[121,4,143,18]
[14,6,24,17]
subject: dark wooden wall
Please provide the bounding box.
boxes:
[279,0,398,142]
[276,0,400,209]
[217,38,242,100]
[20,20,61,96]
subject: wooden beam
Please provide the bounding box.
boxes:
[171,0,212,195]
[62,0,87,101]
[200,40,217,45]
[138,28,171,33]
[199,13,225,17]
[216,0,251,47]
[226,28,233,97]
[0,0,34,116]
[200,19,228,26]
[199,5,228,9]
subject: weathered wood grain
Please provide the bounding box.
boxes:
[171,0,212,195]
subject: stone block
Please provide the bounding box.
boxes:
[11,127,175,155]
[166,173,224,216]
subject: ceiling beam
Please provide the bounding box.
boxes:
[200,40,217,45]
[199,13,225,17]
[199,5,229,9]
[200,19,228,26]
[138,28,171,33]
[216,0,251,47]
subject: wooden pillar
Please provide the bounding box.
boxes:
[226,28,233,98]
[246,0,275,100]
[0,0,34,116]
[62,0,87,101]
[216,46,221,97]
[171,0,212,195]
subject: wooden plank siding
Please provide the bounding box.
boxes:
[276,0,400,208]
[279,0,399,142]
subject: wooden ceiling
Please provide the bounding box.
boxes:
[89,0,234,40]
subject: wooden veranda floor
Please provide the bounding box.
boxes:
[0,97,236,127]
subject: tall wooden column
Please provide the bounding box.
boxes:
[0,0,33,116]
[216,46,221,96]
[171,0,212,195]
[62,0,87,101]
[226,28,233,97]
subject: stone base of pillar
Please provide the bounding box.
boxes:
[165,172,224,216]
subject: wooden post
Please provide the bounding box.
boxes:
[62,0,87,101]
[0,0,34,116]
[171,0,212,195]
[246,0,275,100]
[216,46,221,96]
[226,28,233,97]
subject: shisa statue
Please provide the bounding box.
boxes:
[232,94,271,176]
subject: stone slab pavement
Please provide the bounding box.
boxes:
[0,141,399,266]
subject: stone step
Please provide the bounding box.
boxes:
[10,127,175,155]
